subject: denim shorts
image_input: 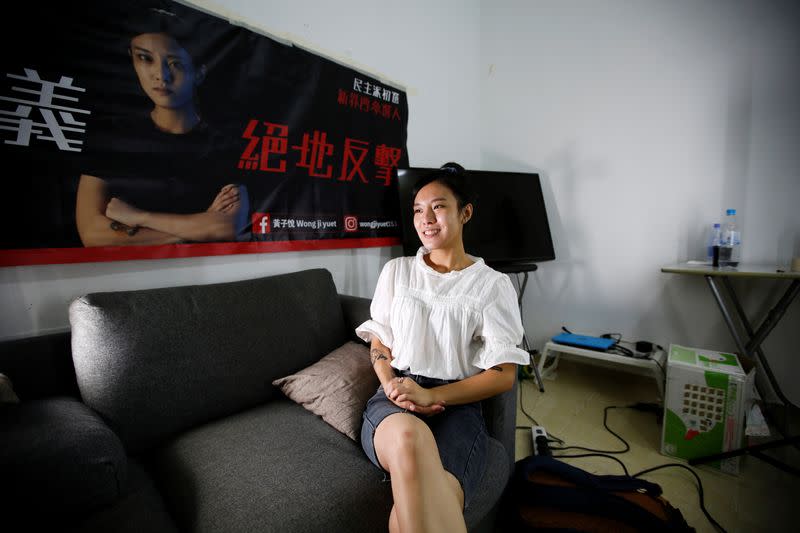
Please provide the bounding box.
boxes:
[360,371,488,509]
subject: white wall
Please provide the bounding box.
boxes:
[0,0,481,338]
[480,0,800,402]
[2,0,798,405]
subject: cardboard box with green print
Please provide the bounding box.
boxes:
[660,344,756,474]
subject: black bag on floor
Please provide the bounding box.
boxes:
[498,455,694,532]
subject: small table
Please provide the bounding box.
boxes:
[537,341,666,398]
[661,262,800,475]
[660,263,799,403]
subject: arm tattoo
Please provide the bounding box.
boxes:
[489,365,504,372]
[370,349,389,366]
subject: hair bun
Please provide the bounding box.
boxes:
[411,162,475,210]
[440,162,465,174]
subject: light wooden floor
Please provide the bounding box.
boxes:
[513,358,799,533]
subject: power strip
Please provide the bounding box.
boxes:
[532,426,551,456]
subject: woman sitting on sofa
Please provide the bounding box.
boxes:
[356,162,530,533]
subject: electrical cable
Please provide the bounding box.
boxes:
[514,378,564,445]
[601,332,637,358]
[652,343,667,377]
[628,340,667,381]
[608,344,635,357]
[633,463,727,533]
[548,401,726,533]
[652,356,666,379]
[601,332,623,343]
[550,405,630,454]
[603,333,667,379]
[515,377,537,430]
[513,368,724,531]
[549,452,630,476]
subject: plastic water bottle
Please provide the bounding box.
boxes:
[706,223,721,264]
[720,209,741,267]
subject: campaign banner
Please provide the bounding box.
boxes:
[0,0,407,266]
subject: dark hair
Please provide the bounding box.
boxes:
[410,162,476,210]
[126,5,206,65]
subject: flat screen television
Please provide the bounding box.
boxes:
[395,167,556,271]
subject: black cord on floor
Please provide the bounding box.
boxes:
[633,463,727,533]
[550,452,630,476]
[550,405,631,454]
[515,378,565,445]
[553,406,726,533]
[522,388,725,533]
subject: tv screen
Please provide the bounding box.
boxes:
[396,167,556,270]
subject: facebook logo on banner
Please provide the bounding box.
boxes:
[251,213,270,234]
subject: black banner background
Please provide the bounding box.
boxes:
[0,0,407,265]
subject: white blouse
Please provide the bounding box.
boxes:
[356,247,531,380]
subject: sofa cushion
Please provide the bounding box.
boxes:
[0,397,127,518]
[149,398,510,533]
[69,269,348,454]
[150,399,393,533]
[272,341,378,440]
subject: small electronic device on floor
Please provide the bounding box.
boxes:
[551,332,616,351]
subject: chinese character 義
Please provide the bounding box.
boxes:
[0,68,91,152]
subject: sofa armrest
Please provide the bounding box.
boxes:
[0,397,128,520]
[339,294,372,343]
[481,378,518,473]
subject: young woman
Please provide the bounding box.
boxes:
[356,163,530,532]
[76,8,247,246]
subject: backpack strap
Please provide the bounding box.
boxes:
[508,456,694,532]
[519,455,663,496]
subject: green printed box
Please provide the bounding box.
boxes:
[660,345,755,474]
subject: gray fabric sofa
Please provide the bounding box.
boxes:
[0,269,517,532]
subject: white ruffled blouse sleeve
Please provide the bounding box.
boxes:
[355,259,396,349]
[473,275,531,369]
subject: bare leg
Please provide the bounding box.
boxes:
[444,470,465,510]
[374,413,466,533]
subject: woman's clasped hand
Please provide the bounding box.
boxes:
[383,376,446,415]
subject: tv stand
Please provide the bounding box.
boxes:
[493,262,545,393]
